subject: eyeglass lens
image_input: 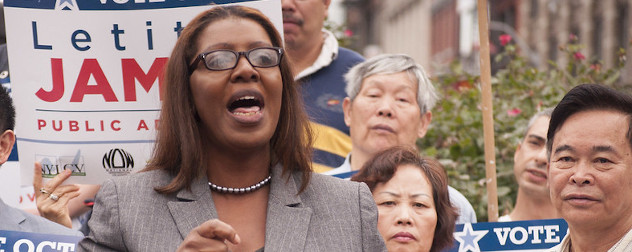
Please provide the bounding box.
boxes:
[204,48,280,70]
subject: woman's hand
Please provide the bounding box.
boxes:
[33,162,80,228]
[177,219,241,252]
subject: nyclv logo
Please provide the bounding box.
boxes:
[37,152,86,178]
[102,148,135,176]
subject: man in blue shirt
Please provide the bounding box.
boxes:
[282,0,364,172]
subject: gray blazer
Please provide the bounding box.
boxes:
[79,164,386,251]
[0,198,83,236]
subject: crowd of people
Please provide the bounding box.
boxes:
[1,1,632,252]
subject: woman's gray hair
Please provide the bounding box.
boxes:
[344,54,439,114]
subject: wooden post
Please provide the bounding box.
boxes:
[477,0,499,222]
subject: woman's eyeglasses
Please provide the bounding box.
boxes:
[189,47,283,72]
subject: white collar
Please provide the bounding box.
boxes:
[294,29,339,80]
[323,153,351,176]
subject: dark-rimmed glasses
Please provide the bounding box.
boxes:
[189,47,283,72]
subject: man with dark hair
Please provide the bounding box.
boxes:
[0,86,81,235]
[547,84,632,252]
[499,108,559,222]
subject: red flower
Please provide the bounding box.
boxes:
[499,34,512,46]
[344,29,353,37]
[452,80,472,92]
[507,108,522,117]
[590,63,601,71]
[573,52,586,61]
[569,33,578,42]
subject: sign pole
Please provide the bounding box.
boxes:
[476,0,499,221]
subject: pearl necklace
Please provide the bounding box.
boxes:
[208,175,272,194]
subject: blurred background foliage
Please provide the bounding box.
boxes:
[419,35,629,221]
[324,20,355,48]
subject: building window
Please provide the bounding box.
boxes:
[615,0,629,54]
[547,3,558,62]
[530,0,538,18]
[591,1,603,60]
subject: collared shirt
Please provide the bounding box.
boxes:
[323,154,353,178]
[550,227,632,252]
[498,215,512,222]
[295,29,339,81]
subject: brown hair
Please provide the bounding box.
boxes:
[351,146,457,252]
[145,6,313,194]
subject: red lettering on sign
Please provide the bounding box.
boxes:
[36,58,65,102]
[70,59,118,102]
[122,57,167,101]
[137,120,148,131]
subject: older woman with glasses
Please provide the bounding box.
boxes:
[78,6,385,251]
[352,146,457,252]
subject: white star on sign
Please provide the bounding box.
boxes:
[454,223,489,252]
[55,0,79,11]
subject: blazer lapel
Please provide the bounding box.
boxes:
[264,164,312,251]
[167,176,217,239]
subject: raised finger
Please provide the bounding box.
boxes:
[52,191,80,207]
[42,185,79,206]
[51,184,80,196]
[43,190,79,209]
[33,162,44,198]
[42,168,73,193]
[178,234,229,252]
[197,219,241,245]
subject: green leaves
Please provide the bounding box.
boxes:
[420,36,627,221]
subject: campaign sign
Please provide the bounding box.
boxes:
[447,219,568,252]
[0,230,82,252]
[4,0,282,185]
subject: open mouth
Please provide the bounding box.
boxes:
[228,96,263,115]
[227,91,265,122]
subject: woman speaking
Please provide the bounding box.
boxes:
[79,6,385,252]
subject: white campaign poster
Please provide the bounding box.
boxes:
[5,0,283,185]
